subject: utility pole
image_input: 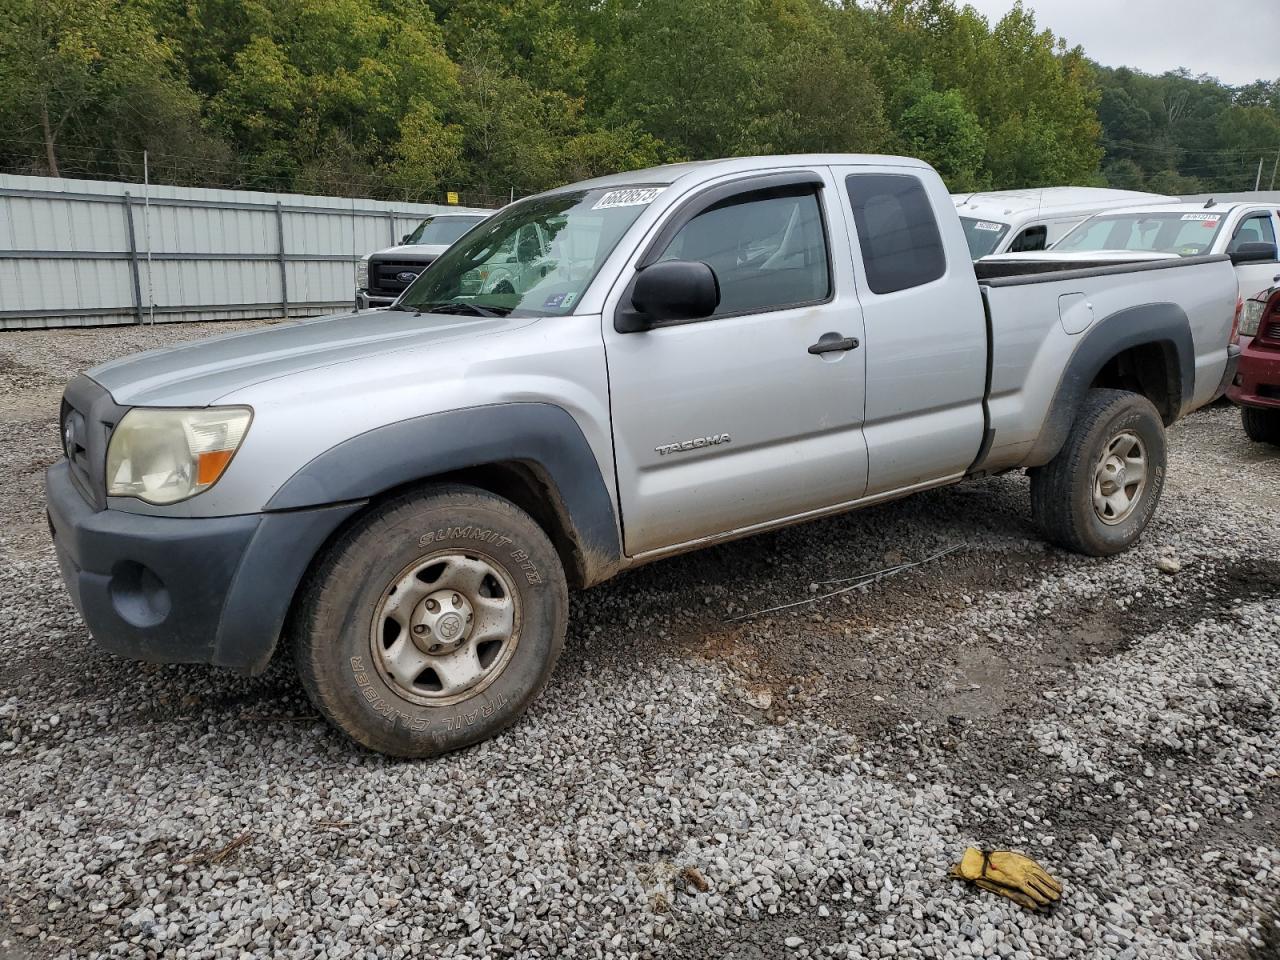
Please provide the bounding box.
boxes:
[1271,146,1279,191]
[1255,157,1264,191]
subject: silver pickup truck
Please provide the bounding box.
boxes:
[46,155,1240,757]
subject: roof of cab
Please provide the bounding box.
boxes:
[953,187,1173,220]
[539,154,931,194]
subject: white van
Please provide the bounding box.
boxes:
[953,187,1173,259]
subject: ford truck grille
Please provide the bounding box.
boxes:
[368,257,435,299]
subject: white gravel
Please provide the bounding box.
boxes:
[1,321,1278,959]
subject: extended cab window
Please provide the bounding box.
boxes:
[657,189,830,315]
[845,174,945,293]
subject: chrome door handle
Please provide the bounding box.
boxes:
[807,335,860,355]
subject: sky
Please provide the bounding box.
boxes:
[959,0,1280,86]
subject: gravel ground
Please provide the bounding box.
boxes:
[1,320,1278,960]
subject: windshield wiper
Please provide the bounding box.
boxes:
[413,302,510,318]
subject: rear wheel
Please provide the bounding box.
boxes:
[1030,389,1167,556]
[1241,406,1280,446]
[291,485,568,757]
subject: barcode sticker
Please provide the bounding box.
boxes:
[592,187,664,210]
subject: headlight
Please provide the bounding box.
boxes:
[106,407,252,504]
[1240,298,1264,338]
[356,258,369,289]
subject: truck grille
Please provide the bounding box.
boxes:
[59,376,127,511]
[368,257,435,299]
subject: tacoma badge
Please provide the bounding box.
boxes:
[654,433,732,456]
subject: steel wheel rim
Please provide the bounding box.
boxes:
[369,550,521,707]
[1092,431,1148,526]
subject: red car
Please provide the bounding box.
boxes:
[1229,283,1280,445]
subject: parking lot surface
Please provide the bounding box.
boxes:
[1,321,1278,959]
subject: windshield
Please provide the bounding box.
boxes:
[959,217,1011,258]
[1055,211,1228,257]
[399,186,662,317]
[405,216,486,246]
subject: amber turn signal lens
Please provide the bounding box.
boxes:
[196,449,236,486]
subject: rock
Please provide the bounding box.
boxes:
[742,688,774,711]
[1156,556,1182,575]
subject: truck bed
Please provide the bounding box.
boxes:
[972,254,1238,474]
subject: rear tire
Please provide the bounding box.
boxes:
[1030,389,1166,556]
[1241,406,1280,446]
[291,484,568,757]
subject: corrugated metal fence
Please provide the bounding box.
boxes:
[0,174,492,330]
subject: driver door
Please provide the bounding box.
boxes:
[602,169,869,556]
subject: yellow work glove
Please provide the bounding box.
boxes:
[948,847,1063,911]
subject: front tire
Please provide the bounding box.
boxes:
[291,485,568,757]
[1030,389,1167,556]
[1241,406,1280,446]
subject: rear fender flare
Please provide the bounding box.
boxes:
[1026,302,1193,466]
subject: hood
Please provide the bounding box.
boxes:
[369,243,450,259]
[89,309,520,407]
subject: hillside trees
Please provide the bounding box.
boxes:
[2,0,1272,200]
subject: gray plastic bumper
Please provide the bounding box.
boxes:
[46,460,363,674]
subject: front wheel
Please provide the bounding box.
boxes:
[1030,389,1167,556]
[1241,406,1280,446]
[291,485,568,757]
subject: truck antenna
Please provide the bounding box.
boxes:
[1204,198,1216,209]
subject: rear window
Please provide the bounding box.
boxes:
[959,217,1010,258]
[1056,211,1227,257]
[847,175,946,293]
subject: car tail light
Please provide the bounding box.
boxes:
[1230,296,1243,345]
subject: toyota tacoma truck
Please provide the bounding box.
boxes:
[47,155,1240,757]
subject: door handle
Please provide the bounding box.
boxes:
[807,335,860,355]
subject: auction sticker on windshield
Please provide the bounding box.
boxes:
[1180,213,1221,223]
[593,187,664,210]
[974,221,1004,232]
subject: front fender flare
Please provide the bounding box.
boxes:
[266,402,622,582]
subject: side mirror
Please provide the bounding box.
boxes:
[616,260,720,333]
[1231,241,1278,265]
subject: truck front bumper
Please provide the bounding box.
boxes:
[46,460,363,674]
[1226,337,1280,409]
[355,290,395,311]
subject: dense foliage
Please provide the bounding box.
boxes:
[0,0,1275,203]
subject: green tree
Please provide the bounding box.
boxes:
[864,0,1102,188]
[205,0,456,192]
[896,82,986,189]
[747,0,890,155]
[599,0,770,159]
[1101,158,1146,190]
[0,0,210,178]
